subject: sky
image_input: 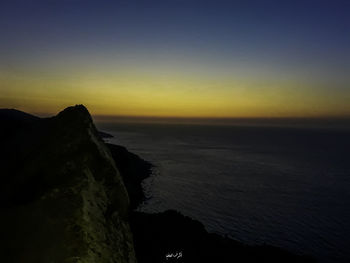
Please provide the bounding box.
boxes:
[0,0,349,118]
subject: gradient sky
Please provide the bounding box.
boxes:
[1,0,349,118]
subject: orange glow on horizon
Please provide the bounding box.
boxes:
[1,67,349,119]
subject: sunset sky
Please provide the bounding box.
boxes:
[1,0,349,118]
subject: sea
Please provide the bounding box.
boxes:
[96,121,350,262]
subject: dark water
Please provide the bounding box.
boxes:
[97,122,350,262]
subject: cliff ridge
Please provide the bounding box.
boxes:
[0,105,136,263]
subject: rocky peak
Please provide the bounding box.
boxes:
[56,104,92,125]
[0,105,136,263]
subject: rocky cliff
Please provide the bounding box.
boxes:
[0,105,136,263]
[0,105,316,263]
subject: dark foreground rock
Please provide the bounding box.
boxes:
[106,143,153,209]
[0,106,136,263]
[130,210,315,263]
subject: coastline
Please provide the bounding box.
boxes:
[102,133,316,263]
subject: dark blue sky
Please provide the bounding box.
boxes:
[1,0,349,117]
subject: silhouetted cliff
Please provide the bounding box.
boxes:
[0,105,136,263]
[105,143,153,209]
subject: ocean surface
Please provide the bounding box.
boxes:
[96,122,350,262]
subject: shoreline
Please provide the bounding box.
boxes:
[102,134,316,263]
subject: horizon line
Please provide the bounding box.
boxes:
[92,114,350,129]
[4,107,350,121]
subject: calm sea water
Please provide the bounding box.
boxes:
[96,122,350,262]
